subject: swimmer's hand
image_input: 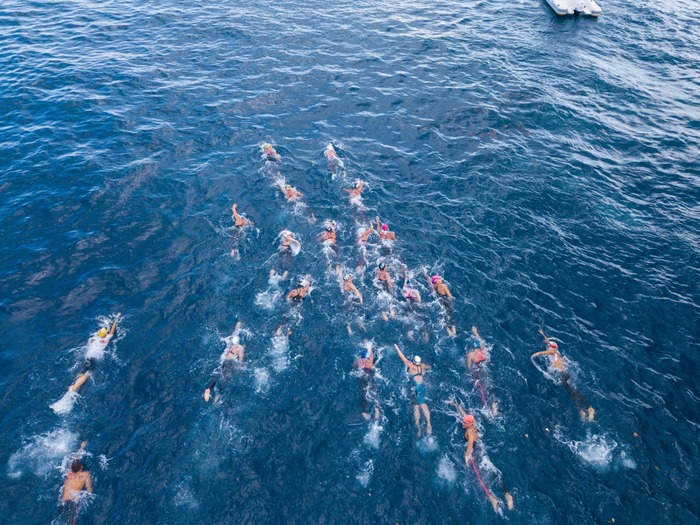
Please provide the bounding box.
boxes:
[80,441,87,450]
[203,389,211,402]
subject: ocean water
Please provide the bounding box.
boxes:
[1,0,698,523]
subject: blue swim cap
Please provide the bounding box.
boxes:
[472,341,481,349]
[360,350,368,359]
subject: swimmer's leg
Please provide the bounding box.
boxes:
[421,403,432,436]
[413,404,421,436]
[68,372,90,393]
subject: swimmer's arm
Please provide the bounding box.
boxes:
[108,313,121,336]
[424,271,432,287]
[394,344,412,367]
[449,400,467,418]
[351,284,363,305]
[467,353,474,368]
[444,285,453,299]
[368,350,375,366]
[386,272,394,292]
[471,326,481,341]
[531,349,556,358]
[359,224,374,242]
[85,472,93,493]
[285,290,295,300]
[375,216,381,230]
[238,347,245,361]
[465,435,475,462]
[538,328,550,343]
[423,363,432,371]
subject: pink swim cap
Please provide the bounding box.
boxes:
[463,414,475,425]
[431,275,440,284]
[381,223,388,231]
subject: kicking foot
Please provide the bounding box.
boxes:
[492,402,498,417]
[587,407,595,422]
[362,412,371,421]
[488,494,499,513]
[347,323,353,335]
[505,492,514,510]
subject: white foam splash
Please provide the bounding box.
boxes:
[555,428,618,469]
[437,455,457,483]
[363,421,383,449]
[270,335,290,372]
[50,390,79,415]
[255,290,282,310]
[356,459,374,487]
[254,368,270,393]
[8,428,78,479]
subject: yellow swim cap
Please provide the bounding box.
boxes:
[262,143,271,150]
[97,328,108,338]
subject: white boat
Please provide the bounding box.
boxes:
[545,0,602,16]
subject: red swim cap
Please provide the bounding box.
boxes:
[547,341,558,350]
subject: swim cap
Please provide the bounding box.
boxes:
[285,184,292,190]
[431,275,440,284]
[462,414,475,425]
[472,341,481,349]
[231,336,240,345]
[360,350,368,359]
[378,262,386,270]
[262,143,271,149]
[381,223,389,231]
[326,143,333,150]
[325,225,332,232]
[547,341,558,350]
[412,355,421,365]
[297,282,305,288]
[354,180,361,188]
[97,328,108,338]
[343,274,351,281]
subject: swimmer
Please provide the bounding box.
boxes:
[401,269,430,342]
[532,329,595,422]
[203,321,245,402]
[336,266,363,305]
[279,231,302,252]
[344,179,364,200]
[449,400,514,512]
[467,326,497,416]
[354,343,380,420]
[376,261,394,294]
[66,314,121,394]
[375,216,396,241]
[60,442,93,503]
[394,344,432,437]
[318,221,337,245]
[279,181,303,201]
[231,203,253,227]
[425,272,456,336]
[261,142,281,162]
[286,278,311,303]
[325,143,347,178]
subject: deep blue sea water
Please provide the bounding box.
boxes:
[1,0,699,523]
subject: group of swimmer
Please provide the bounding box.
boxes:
[223,141,597,514]
[48,313,122,521]
[47,140,596,519]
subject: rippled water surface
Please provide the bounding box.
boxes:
[1,0,699,523]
